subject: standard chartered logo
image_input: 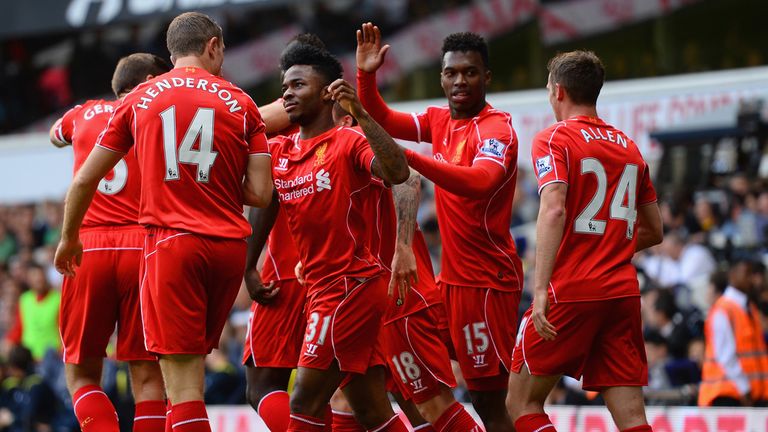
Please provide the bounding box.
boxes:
[315,169,331,191]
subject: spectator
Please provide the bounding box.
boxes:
[6,264,60,361]
[0,345,59,432]
[647,288,693,359]
[699,258,768,406]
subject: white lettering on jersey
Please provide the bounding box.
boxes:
[580,127,627,148]
[136,77,241,113]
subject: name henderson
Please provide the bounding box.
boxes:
[135,77,242,113]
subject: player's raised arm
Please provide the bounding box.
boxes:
[389,170,421,300]
[404,149,505,198]
[355,23,422,142]
[329,78,409,184]
[55,146,125,276]
[260,99,291,134]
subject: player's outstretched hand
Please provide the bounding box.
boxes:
[356,22,390,73]
[329,79,364,119]
[244,268,279,305]
[389,243,418,305]
[294,261,306,285]
[54,238,83,277]
[532,294,557,340]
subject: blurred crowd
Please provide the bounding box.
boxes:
[0,0,469,135]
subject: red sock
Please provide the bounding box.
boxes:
[165,400,173,432]
[332,410,365,432]
[134,400,167,432]
[170,401,210,432]
[622,426,652,432]
[367,415,408,432]
[433,403,481,432]
[257,391,290,432]
[72,384,120,432]
[288,414,326,432]
[514,413,556,432]
[412,424,436,431]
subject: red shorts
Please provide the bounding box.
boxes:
[243,278,307,368]
[383,304,456,404]
[60,226,153,363]
[510,297,648,391]
[141,227,246,355]
[299,275,387,374]
[441,283,521,391]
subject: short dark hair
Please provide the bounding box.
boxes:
[442,32,489,69]
[166,12,223,58]
[289,33,326,50]
[111,53,171,96]
[280,42,343,86]
[547,50,605,106]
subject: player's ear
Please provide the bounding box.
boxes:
[206,37,219,57]
[170,55,177,66]
[146,74,154,82]
[484,69,491,86]
[556,83,565,101]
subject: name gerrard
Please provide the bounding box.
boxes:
[135,77,242,113]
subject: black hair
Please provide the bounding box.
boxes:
[653,289,678,320]
[280,42,343,86]
[289,33,326,50]
[441,32,489,69]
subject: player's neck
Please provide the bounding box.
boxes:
[560,105,598,122]
[173,56,210,73]
[299,114,336,140]
[450,100,486,120]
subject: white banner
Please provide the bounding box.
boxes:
[539,0,701,45]
[207,404,768,432]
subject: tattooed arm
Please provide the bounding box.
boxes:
[389,169,421,301]
[329,78,409,184]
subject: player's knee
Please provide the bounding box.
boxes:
[289,388,325,418]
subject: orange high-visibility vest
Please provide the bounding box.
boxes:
[699,295,768,406]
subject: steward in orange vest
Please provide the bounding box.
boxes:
[699,260,768,406]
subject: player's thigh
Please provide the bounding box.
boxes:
[341,365,394,427]
[510,302,602,381]
[60,247,119,363]
[443,285,519,390]
[115,246,154,362]
[602,385,648,430]
[383,307,456,405]
[583,297,647,391]
[506,362,561,418]
[203,237,247,351]
[244,279,306,368]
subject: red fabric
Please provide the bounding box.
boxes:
[268,127,382,291]
[514,413,556,432]
[261,211,300,283]
[170,401,210,432]
[57,99,141,227]
[382,306,456,403]
[72,384,119,432]
[367,415,408,432]
[141,228,245,355]
[299,276,387,374]
[96,67,269,239]
[622,426,652,432]
[441,284,519,390]
[359,71,521,292]
[433,402,481,432]
[288,414,325,432]
[364,180,441,323]
[6,303,21,344]
[60,227,152,363]
[511,298,647,391]
[133,400,166,432]
[332,411,365,432]
[356,70,419,141]
[531,116,657,302]
[257,391,290,432]
[165,400,173,432]
[242,279,307,367]
[405,150,505,199]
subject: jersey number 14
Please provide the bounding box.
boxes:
[160,107,218,183]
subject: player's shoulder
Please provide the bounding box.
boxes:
[476,106,514,137]
[534,120,570,143]
[336,125,366,139]
[424,105,450,118]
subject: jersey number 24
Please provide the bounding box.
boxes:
[575,158,638,239]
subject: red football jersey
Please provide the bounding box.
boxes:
[412,104,522,291]
[261,210,299,282]
[532,116,657,302]
[365,179,441,323]
[269,127,382,292]
[96,67,269,239]
[56,99,140,228]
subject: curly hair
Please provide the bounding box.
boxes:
[280,42,343,86]
[442,32,489,69]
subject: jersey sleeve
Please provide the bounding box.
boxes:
[638,162,658,205]
[346,129,376,175]
[56,105,80,145]
[472,112,516,171]
[95,98,134,154]
[531,124,569,195]
[247,100,269,156]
